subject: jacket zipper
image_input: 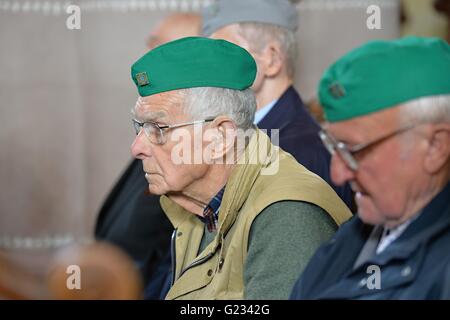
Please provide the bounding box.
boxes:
[170,229,177,286]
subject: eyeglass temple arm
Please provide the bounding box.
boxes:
[164,118,215,129]
[348,123,418,153]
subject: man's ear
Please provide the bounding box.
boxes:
[423,123,450,174]
[259,41,284,78]
[207,116,237,162]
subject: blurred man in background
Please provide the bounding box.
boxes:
[95,12,201,299]
[202,0,355,210]
[146,13,202,49]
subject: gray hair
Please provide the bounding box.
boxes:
[181,87,257,130]
[237,22,297,79]
[401,94,450,125]
[399,95,450,154]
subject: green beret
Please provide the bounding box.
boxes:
[319,37,450,122]
[131,37,257,97]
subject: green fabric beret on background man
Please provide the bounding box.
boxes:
[320,36,450,122]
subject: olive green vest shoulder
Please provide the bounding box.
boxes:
[161,130,352,300]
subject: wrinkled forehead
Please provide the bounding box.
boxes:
[133,90,186,121]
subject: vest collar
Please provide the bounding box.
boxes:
[161,129,275,250]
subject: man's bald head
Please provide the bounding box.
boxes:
[147,13,202,50]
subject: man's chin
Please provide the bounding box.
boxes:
[357,203,389,226]
[358,211,381,226]
[147,185,166,196]
[356,193,384,225]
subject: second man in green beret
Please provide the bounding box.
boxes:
[291,36,450,300]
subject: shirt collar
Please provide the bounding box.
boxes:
[198,186,226,233]
[254,99,278,125]
[376,216,417,254]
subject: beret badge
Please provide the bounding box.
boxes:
[136,72,150,87]
[329,82,346,99]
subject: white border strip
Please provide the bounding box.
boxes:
[0,235,92,249]
[297,0,399,11]
[0,0,399,15]
[0,0,213,15]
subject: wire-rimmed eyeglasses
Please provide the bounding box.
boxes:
[132,118,215,145]
[318,123,418,171]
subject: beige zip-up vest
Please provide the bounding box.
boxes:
[162,130,352,300]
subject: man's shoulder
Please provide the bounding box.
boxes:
[249,160,353,227]
[254,149,335,195]
[253,200,337,230]
[252,156,325,199]
[244,200,339,299]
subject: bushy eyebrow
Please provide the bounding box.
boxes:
[142,111,168,122]
[131,107,167,122]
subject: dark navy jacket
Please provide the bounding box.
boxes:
[290,182,450,300]
[95,159,173,289]
[257,86,354,210]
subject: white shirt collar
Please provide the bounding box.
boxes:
[253,99,278,125]
[376,213,421,254]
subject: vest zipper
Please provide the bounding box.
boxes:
[179,251,216,278]
[178,236,224,277]
[170,229,177,286]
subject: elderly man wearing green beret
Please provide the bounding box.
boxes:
[290,37,450,299]
[130,37,352,300]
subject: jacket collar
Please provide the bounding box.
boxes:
[317,182,450,299]
[257,86,307,131]
[366,182,450,266]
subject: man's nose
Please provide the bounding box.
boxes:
[131,130,152,160]
[330,153,356,186]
